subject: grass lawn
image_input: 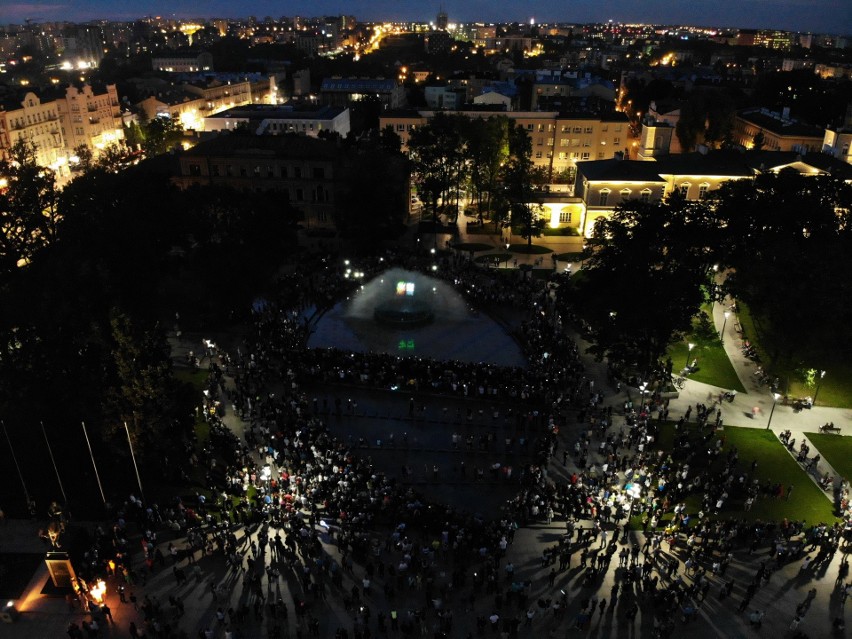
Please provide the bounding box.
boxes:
[554,252,587,261]
[175,367,209,392]
[642,423,837,526]
[804,433,852,481]
[668,339,744,392]
[737,301,852,408]
[452,242,493,252]
[509,243,553,254]
[666,304,744,392]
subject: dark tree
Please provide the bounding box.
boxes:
[570,193,719,370]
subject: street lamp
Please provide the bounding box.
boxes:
[813,370,826,406]
[720,311,730,343]
[685,343,696,371]
[505,243,510,269]
[639,382,648,408]
[765,392,781,430]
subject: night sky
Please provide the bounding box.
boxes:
[0,0,849,34]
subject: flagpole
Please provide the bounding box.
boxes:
[41,421,67,504]
[124,421,145,503]
[2,420,30,507]
[81,421,106,505]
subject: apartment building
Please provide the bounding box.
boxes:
[0,91,65,171]
[733,108,824,153]
[55,83,124,153]
[172,133,341,228]
[135,77,256,130]
[204,104,350,138]
[379,109,630,174]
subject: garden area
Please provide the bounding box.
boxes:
[804,433,852,482]
[666,304,745,392]
[737,301,852,408]
[642,422,837,526]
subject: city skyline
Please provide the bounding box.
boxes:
[0,0,850,35]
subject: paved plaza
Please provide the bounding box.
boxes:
[1,243,850,639]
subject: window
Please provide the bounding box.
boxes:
[535,151,543,159]
[211,165,220,177]
[317,210,328,223]
[615,124,622,132]
[253,165,261,177]
[189,163,201,176]
[641,189,651,203]
[396,124,405,131]
[620,188,631,201]
[226,165,233,176]
[613,137,620,144]
[239,166,248,177]
[561,125,570,133]
[698,183,710,199]
[538,124,545,132]
[581,152,590,160]
[602,125,608,132]
[679,183,690,197]
[267,166,274,178]
[546,151,552,158]
[599,189,610,206]
[558,152,566,160]
[560,138,570,147]
[526,124,534,130]
[294,167,302,178]
[573,127,582,133]
[559,209,572,223]
[583,140,591,147]
[295,188,304,201]
[584,127,593,134]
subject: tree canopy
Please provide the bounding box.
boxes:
[568,192,718,371]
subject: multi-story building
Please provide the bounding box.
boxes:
[320,78,406,110]
[135,76,256,130]
[0,82,126,177]
[204,104,350,138]
[151,51,214,73]
[380,109,630,175]
[733,108,824,153]
[574,150,852,236]
[172,133,342,228]
[823,127,852,165]
[0,91,66,172]
[55,83,124,154]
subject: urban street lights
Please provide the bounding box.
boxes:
[685,343,696,371]
[720,311,731,343]
[638,382,648,409]
[813,370,826,406]
[765,392,782,430]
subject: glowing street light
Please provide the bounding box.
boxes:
[720,311,731,343]
[685,342,696,371]
[812,370,826,406]
[765,392,782,430]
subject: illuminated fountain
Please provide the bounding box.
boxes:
[308,268,525,366]
[373,279,435,326]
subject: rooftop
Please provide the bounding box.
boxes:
[207,104,347,121]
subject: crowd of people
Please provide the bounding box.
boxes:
[57,248,850,639]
